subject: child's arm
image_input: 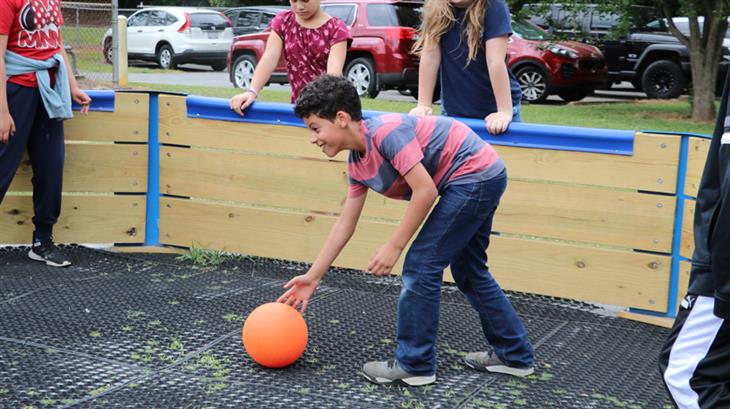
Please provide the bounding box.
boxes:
[0,35,15,144]
[58,46,91,114]
[277,191,368,312]
[484,35,513,135]
[368,163,437,276]
[326,40,348,76]
[229,31,284,115]
[410,38,441,116]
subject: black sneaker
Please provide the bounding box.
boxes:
[28,241,72,267]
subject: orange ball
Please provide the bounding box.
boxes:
[242,302,308,368]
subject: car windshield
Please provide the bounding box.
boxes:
[190,12,230,30]
[512,19,551,40]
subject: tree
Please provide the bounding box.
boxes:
[654,0,729,121]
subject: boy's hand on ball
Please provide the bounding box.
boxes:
[485,111,512,135]
[368,242,402,276]
[278,274,319,313]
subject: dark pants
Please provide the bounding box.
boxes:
[660,295,730,408]
[0,82,64,243]
[395,171,535,375]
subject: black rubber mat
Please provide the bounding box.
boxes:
[0,247,673,408]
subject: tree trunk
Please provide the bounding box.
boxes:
[689,47,719,122]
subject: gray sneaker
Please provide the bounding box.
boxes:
[362,359,436,386]
[464,352,534,377]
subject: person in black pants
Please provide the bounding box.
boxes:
[1,0,90,267]
[659,69,730,408]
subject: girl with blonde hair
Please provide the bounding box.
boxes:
[410,0,522,135]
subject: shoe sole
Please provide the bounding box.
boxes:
[464,358,534,377]
[28,250,71,267]
[361,372,436,386]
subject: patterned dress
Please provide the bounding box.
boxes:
[271,10,351,102]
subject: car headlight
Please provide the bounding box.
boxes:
[547,45,578,59]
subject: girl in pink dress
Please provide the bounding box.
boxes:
[229,0,351,115]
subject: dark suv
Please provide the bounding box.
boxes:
[226,0,422,98]
[525,3,729,99]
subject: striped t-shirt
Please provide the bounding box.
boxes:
[347,114,505,199]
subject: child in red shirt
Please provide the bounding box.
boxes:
[229,0,350,115]
[1,0,91,267]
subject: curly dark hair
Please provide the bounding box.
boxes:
[294,75,363,121]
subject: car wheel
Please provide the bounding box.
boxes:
[515,65,549,103]
[103,38,112,64]
[345,58,378,99]
[157,44,175,70]
[558,89,590,102]
[641,60,686,99]
[210,63,227,72]
[232,55,257,89]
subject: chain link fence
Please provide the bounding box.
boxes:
[61,1,116,87]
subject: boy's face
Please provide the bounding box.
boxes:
[303,113,348,158]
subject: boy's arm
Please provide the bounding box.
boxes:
[326,40,348,76]
[410,38,440,116]
[277,191,367,312]
[368,163,437,276]
[484,35,513,134]
[0,35,15,143]
[59,46,91,114]
[230,31,283,115]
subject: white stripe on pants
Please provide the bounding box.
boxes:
[664,296,725,408]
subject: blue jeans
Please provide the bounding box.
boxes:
[395,171,534,375]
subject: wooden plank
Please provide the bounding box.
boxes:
[158,95,340,160]
[685,137,710,197]
[677,261,692,314]
[161,146,675,251]
[65,93,148,142]
[495,181,675,252]
[112,245,186,254]
[9,143,147,193]
[497,132,679,193]
[0,195,145,244]
[160,96,678,192]
[617,311,674,328]
[160,198,670,311]
[681,198,696,259]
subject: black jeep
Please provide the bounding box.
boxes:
[525,4,729,99]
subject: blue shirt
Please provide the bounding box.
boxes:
[439,0,521,119]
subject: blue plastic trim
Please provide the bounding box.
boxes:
[186,96,636,156]
[72,89,115,112]
[144,93,160,246]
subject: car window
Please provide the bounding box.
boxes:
[555,8,587,31]
[260,12,276,28]
[147,10,169,27]
[590,11,616,30]
[322,5,356,26]
[367,3,422,29]
[512,19,550,40]
[237,11,260,28]
[128,11,150,27]
[165,12,178,25]
[190,12,231,30]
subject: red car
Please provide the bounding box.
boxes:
[226,0,423,99]
[508,19,607,103]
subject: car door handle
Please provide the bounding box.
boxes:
[158,29,164,32]
[136,30,143,32]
